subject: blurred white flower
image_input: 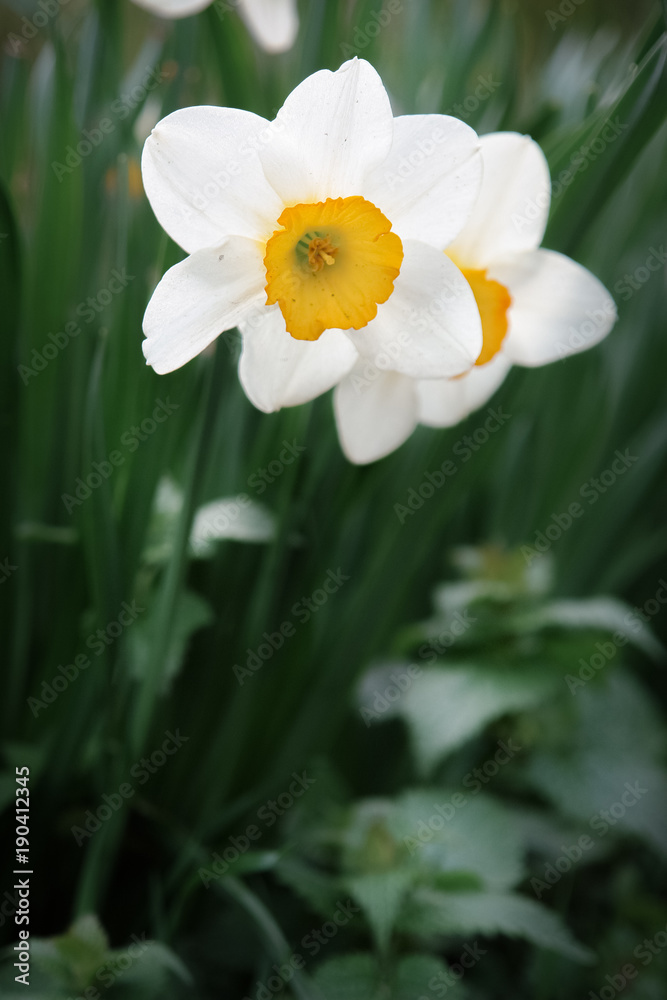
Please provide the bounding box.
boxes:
[131,0,299,54]
[334,132,617,464]
[190,496,276,554]
[142,59,484,425]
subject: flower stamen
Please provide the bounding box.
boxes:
[307,235,338,272]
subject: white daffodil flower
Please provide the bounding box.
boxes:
[142,59,485,419]
[132,0,299,54]
[334,131,618,464]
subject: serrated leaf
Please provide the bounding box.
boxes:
[340,792,523,894]
[431,579,514,616]
[389,791,525,891]
[521,596,664,659]
[400,889,593,963]
[53,915,109,979]
[393,954,468,1000]
[431,871,485,892]
[312,953,382,1000]
[312,953,467,1000]
[391,667,555,773]
[527,670,667,855]
[0,915,110,994]
[345,870,414,952]
[510,806,613,867]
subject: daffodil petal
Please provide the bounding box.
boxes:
[142,237,266,374]
[349,240,483,379]
[142,106,283,253]
[363,115,482,249]
[257,58,394,205]
[334,365,418,465]
[239,0,299,52]
[448,132,551,268]
[416,354,512,427]
[492,249,617,366]
[238,307,359,413]
[133,0,210,15]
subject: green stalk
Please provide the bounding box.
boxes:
[218,877,326,1000]
[129,343,227,756]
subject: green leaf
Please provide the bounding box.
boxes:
[345,870,414,952]
[274,857,343,918]
[106,940,193,996]
[547,29,667,250]
[520,596,664,659]
[431,871,485,893]
[2,742,48,779]
[127,589,212,690]
[389,790,525,891]
[527,670,667,855]
[0,915,109,995]
[0,773,17,813]
[400,889,594,963]
[378,666,555,773]
[338,791,524,904]
[196,849,282,886]
[52,915,109,986]
[312,953,467,1000]
[393,954,468,1000]
[312,954,382,1000]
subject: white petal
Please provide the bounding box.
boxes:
[257,58,394,204]
[448,132,551,267]
[349,241,483,379]
[238,307,358,413]
[417,354,512,427]
[363,115,482,249]
[239,0,299,52]
[143,237,266,374]
[133,0,211,15]
[334,365,418,465]
[142,106,283,253]
[492,249,617,366]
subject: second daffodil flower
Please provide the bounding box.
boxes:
[132,0,299,53]
[141,59,485,423]
[336,131,617,463]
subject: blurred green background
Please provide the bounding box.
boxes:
[1,0,666,997]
